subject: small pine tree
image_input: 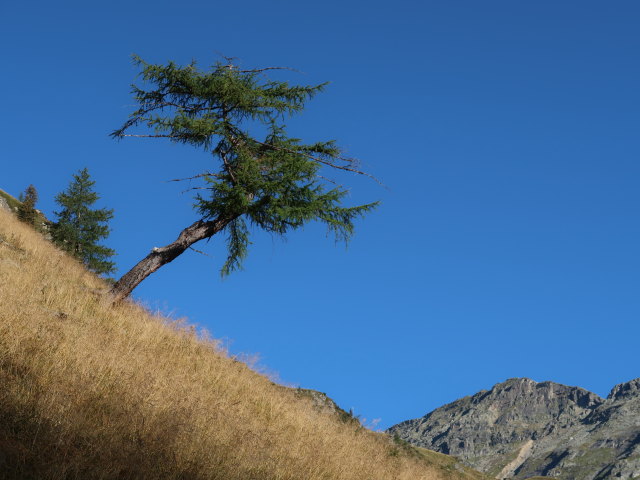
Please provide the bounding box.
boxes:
[52,168,116,275]
[17,184,39,227]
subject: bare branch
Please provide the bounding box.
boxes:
[189,246,212,257]
[166,172,219,183]
[235,66,300,74]
[210,53,298,74]
[180,186,214,194]
[220,151,237,184]
[317,174,341,186]
[121,134,175,138]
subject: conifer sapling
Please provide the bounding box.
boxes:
[52,168,116,275]
[17,184,40,228]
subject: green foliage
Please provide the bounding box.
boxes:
[17,184,39,227]
[52,168,116,275]
[113,55,378,275]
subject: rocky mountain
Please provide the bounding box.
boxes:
[388,378,640,480]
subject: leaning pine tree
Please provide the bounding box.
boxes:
[52,168,116,276]
[110,55,378,302]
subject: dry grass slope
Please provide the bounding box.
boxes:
[0,208,478,480]
[0,189,22,211]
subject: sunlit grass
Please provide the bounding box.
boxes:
[0,208,462,479]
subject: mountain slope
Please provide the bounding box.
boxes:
[0,207,487,480]
[0,187,50,229]
[0,188,21,212]
[388,378,640,480]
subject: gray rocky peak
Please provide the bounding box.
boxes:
[607,378,640,401]
[388,377,640,480]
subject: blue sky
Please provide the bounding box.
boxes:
[1,1,639,429]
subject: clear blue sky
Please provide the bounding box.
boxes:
[1,1,638,429]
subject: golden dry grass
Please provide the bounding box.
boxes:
[0,208,457,480]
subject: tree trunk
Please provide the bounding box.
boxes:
[110,214,236,303]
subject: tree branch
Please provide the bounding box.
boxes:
[166,172,220,183]
[121,133,383,184]
[120,134,175,138]
[250,139,384,185]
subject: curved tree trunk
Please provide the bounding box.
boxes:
[110,214,236,303]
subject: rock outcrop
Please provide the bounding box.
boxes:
[0,195,10,212]
[388,378,640,479]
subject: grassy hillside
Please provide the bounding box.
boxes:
[389,438,491,480]
[0,208,486,480]
[0,188,49,229]
[0,188,21,211]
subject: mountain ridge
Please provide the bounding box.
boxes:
[388,377,640,480]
